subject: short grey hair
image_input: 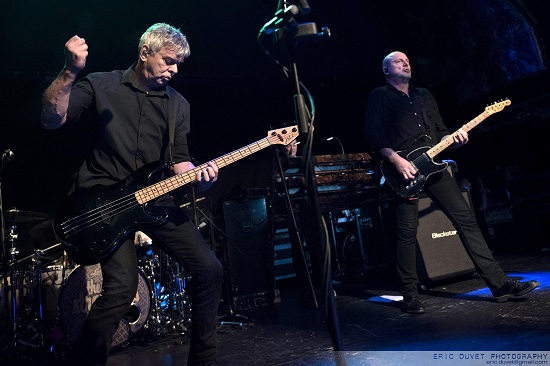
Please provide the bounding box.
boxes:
[138,23,191,60]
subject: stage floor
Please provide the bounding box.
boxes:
[2,252,549,366]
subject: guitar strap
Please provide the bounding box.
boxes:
[168,112,176,165]
[163,97,176,165]
[417,92,431,138]
[421,107,430,137]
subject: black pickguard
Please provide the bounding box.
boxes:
[380,136,448,198]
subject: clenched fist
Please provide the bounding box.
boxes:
[64,35,88,74]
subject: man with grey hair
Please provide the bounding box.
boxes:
[41,23,222,366]
[364,50,539,314]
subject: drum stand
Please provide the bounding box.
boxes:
[1,223,42,354]
[1,152,59,359]
[3,241,63,354]
[136,236,191,342]
[157,254,192,335]
[1,159,11,351]
[18,248,44,350]
[0,150,39,354]
[1,217,60,358]
[4,221,31,351]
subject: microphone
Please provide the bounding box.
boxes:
[326,137,345,156]
[260,5,299,35]
[2,149,14,163]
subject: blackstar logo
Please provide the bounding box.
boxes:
[432,230,457,239]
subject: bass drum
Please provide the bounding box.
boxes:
[57,264,151,348]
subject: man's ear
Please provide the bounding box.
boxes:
[140,45,152,60]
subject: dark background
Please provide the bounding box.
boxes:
[1,0,549,222]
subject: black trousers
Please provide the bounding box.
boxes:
[390,169,509,297]
[71,207,223,366]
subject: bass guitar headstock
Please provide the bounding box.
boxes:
[268,125,299,145]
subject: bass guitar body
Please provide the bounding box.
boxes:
[53,161,169,265]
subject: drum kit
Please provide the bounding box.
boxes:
[1,209,193,358]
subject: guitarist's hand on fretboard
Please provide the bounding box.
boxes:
[194,161,219,191]
[445,128,469,149]
[388,151,418,181]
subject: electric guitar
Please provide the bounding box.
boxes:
[53,126,299,265]
[380,99,511,198]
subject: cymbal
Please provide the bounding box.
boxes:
[4,209,50,223]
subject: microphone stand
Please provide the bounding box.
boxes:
[199,202,253,327]
[273,148,318,308]
[180,192,252,327]
[182,194,252,327]
[1,150,15,352]
[268,10,344,357]
[190,186,200,229]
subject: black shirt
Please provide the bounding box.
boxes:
[364,84,449,157]
[66,63,191,189]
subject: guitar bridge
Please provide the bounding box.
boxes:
[405,175,426,191]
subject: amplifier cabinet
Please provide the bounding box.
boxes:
[222,198,273,296]
[415,191,476,284]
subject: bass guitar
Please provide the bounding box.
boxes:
[54,126,299,265]
[380,99,511,198]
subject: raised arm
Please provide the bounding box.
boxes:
[40,35,88,129]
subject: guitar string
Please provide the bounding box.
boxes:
[60,166,203,237]
[60,135,285,237]
[59,165,201,237]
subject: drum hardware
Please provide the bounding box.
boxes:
[2,212,39,351]
[1,242,65,354]
[2,227,193,356]
[152,254,192,335]
[134,231,192,338]
[52,234,192,350]
[3,209,49,224]
[30,248,45,349]
[1,152,60,356]
[26,243,65,350]
[134,238,192,342]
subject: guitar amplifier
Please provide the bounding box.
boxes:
[416,191,476,284]
[222,198,274,296]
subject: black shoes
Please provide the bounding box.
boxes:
[399,279,539,313]
[492,279,540,303]
[402,295,426,314]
